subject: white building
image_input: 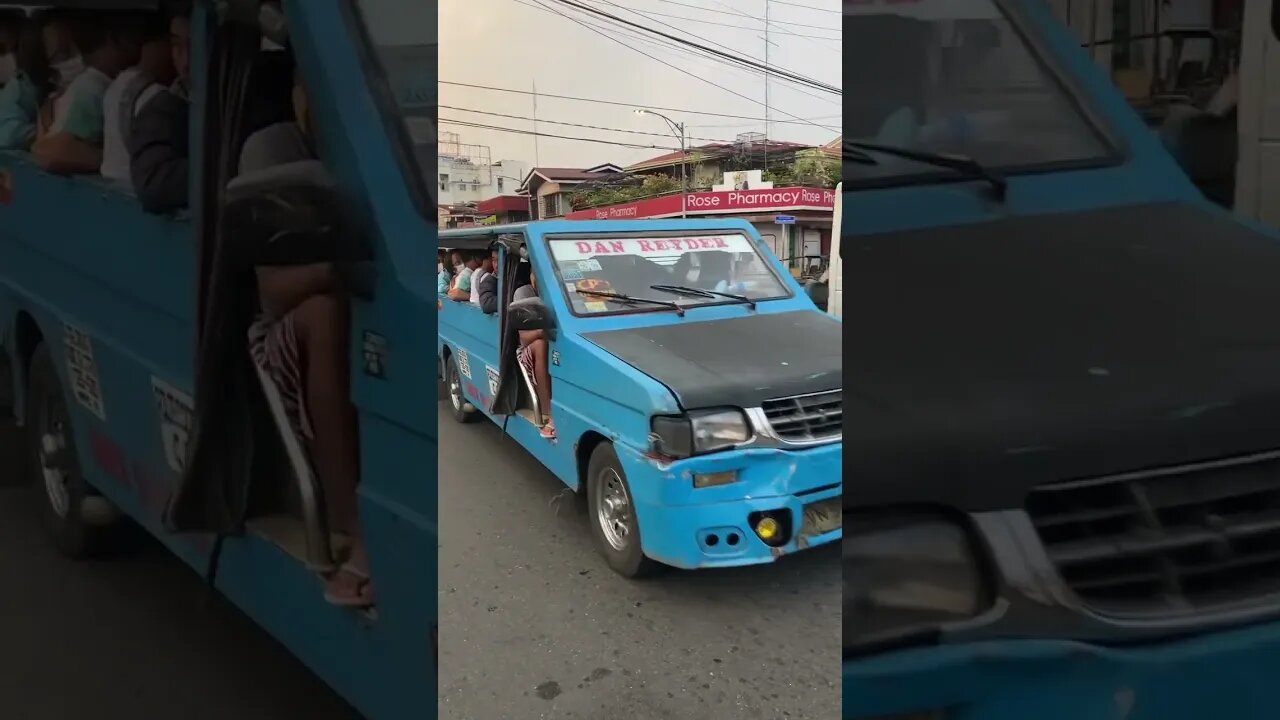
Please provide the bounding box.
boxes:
[437,131,529,206]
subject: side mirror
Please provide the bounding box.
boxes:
[224,161,374,298]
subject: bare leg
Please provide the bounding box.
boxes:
[527,338,554,431]
[292,294,371,604]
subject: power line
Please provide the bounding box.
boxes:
[770,0,840,14]
[545,0,840,94]
[554,0,840,92]
[524,0,840,132]
[582,3,837,38]
[688,113,842,128]
[441,104,741,143]
[439,117,681,151]
[571,0,841,103]
[439,80,840,127]
[645,0,841,26]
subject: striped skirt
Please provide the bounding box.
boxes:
[248,313,313,440]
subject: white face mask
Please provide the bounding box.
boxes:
[51,55,84,88]
[438,262,444,273]
[455,263,465,273]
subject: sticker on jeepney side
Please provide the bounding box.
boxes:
[151,377,194,474]
[362,331,388,379]
[486,365,499,397]
[457,349,472,379]
[63,324,105,420]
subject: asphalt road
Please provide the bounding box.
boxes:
[437,387,842,720]
[0,429,362,720]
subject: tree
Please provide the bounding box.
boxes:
[572,174,683,209]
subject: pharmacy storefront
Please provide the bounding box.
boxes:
[564,186,836,272]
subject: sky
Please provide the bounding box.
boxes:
[437,0,842,170]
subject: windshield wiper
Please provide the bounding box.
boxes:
[578,289,685,316]
[650,284,757,310]
[845,140,1008,202]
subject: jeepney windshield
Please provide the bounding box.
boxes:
[353,0,435,204]
[844,0,1112,185]
[546,233,793,316]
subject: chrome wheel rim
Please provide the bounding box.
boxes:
[449,366,463,411]
[39,399,70,519]
[596,468,632,552]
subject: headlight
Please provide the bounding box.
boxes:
[650,408,752,458]
[844,513,990,652]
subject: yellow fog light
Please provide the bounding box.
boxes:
[693,470,738,488]
[755,517,780,541]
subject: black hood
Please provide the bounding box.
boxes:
[848,202,1280,511]
[583,310,842,410]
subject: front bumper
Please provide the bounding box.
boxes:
[843,619,1280,719]
[615,441,841,569]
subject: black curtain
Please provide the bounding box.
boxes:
[164,17,263,535]
[490,248,526,418]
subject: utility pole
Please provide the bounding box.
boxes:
[636,109,687,218]
[764,0,771,147]
[678,120,687,219]
[532,80,541,166]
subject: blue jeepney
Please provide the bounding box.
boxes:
[438,219,842,577]
[0,2,433,718]
[845,1,1280,719]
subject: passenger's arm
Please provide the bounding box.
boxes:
[448,274,471,301]
[31,132,102,175]
[128,94,189,214]
[32,88,103,175]
[257,263,336,318]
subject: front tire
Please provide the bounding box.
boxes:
[26,343,123,558]
[445,353,478,424]
[587,442,663,578]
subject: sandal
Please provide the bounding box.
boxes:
[540,420,557,440]
[323,563,375,608]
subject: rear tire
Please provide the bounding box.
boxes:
[586,442,663,579]
[445,353,478,424]
[26,343,124,559]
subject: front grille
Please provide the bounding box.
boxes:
[1027,452,1280,615]
[760,389,841,443]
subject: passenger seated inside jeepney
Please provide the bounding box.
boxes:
[0,10,77,151]
[101,12,175,187]
[514,268,555,440]
[477,247,499,314]
[129,3,193,214]
[447,251,481,302]
[237,64,373,609]
[469,249,495,308]
[437,249,452,294]
[0,11,20,87]
[32,12,144,175]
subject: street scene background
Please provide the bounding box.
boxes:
[438,0,842,717]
